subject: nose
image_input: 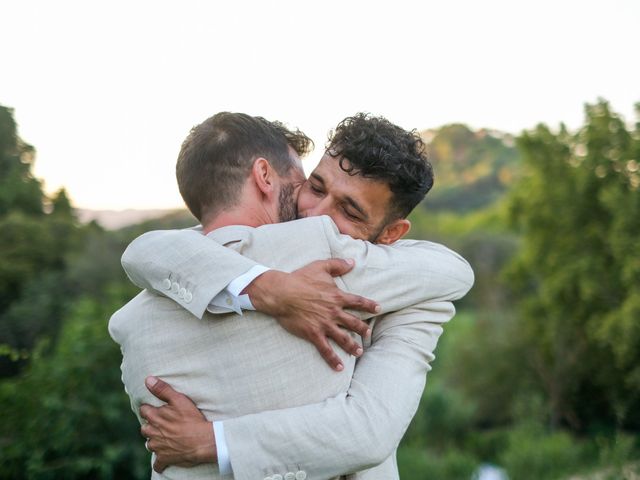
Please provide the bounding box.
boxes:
[307,196,333,217]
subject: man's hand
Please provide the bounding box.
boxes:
[245,258,380,371]
[140,376,216,474]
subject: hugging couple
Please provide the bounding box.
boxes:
[110,112,474,480]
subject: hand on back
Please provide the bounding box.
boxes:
[245,258,379,371]
[140,376,215,473]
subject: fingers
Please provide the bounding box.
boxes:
[145,376,181,404]
[310,259,381,315]
[326,326,363,358]
[312,334,344,372]
[340,292,380,315]
[319,258,355,277]
[139,403,161,424]
[140,422,161,439]
[147,438,158,452]
[336,310,372,339]
[153,459,167,474]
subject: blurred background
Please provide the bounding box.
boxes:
[1,1,638,478]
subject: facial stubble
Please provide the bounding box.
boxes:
[278,183,298,223]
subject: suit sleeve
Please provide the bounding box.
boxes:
[121,216,473,321]
[121,229,259,319]
[223,300,455,480]
[319,216,474,313]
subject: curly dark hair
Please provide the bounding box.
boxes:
[327,113,433,221]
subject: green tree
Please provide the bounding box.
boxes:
[506,100,640,431]
[50,188,75,218]
[0,288,149,480]
[0,105,43,216]
[0,106,87,376]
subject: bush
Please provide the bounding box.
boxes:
[398,446,478,480]
[499,423,587,480]
[403,381,476,451]
[0,287,149,480]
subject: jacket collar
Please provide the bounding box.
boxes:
[205,224,254,246]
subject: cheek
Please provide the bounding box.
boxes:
[331,218,361,238]
[296,190,365,239]
[296,189,317,214]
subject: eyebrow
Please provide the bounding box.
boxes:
[310,172,369,220]
[310,172,325,185]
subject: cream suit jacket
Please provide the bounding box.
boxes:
[111,216,474,480]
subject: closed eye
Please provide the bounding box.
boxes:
[342,206,361,221]
[310,184,324,195]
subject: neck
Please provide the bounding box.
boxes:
[202,205,277,234]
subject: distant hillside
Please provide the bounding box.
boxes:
[118,209,197,235]
[420,124,521,212]
[77,208,182,230]
[78,124,520,229]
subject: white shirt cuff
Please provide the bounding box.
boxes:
[227,265,271,296]
[207,265,269,314]
[213,421,232,475]
[208,291,244,315]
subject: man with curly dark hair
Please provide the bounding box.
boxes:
[298,113,433,243]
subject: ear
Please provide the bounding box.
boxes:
[251,157,277,198]
[375,218,411,245]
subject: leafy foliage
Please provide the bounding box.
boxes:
[0,289,149,480]
[399,100,640,477]
[0,106,43,216]
[506,100,640,430]
[0,107,86,376]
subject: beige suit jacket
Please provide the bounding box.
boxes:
[111,216,473,480]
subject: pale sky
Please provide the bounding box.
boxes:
[1,0,638,210]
